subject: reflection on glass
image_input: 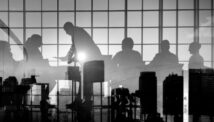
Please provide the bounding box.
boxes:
[109,45,121,56]
[200,45,211,61]
[10,45,24,61]
[59,12,74,27]
[10,29,23,44]
[0,0,8,10]
[0,12,8,26]
[26,29,41,39]
[42,45,57,60]
[178,45,191,61]
[199,11,211,26]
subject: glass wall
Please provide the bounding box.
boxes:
[0,0,213,69]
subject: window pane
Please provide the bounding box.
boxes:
[76,12,91,27]
[178,45,191,61]
[10,45,24,61]
[169,45,176,54]
[59,45,71,57]
[199,0,211,9]
[133,45,141,55]
[163,0,176,9]
[143,12,159,27]
[10,13,23,27]
[143,0,159,10]
[10,0,23,10]
[204,62,212,67]
[109,0,124,10]
[43,13,57,27]
[26,13,41,27]
[59,0,74,10]
[163,28,176,44]
[42,45,57,60]
[200,45,211,61]
[94,0,107,10]
[109,45,121,56]
[59,12,74,27]
[42,29,57,44]
[0,12,8,26]
[93,12,107,27]
[199,27,211,43]
[127,28,141,44]
[178,28,194,44]
[93,29,107,44]
[26,29,41,39]
[59,29,71,44]
[10,29,23,44]
[143,45,158,61]
[109,12,124,27]
[109,29,124,44]
[26,0,41,10]
[163,11,176,27]
[97,45,108,55]
[0,29,9,41]
[128,0,141,10]
[0,0,8,10]
[178,0,194,9]
[199,11,211,26]
[178,11,194,26]
[128,12,141,27]
[76,0,91,10]
[43,0,57,10]
[143,28,158,44]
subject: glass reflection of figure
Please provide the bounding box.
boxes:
[0,41,18,79]
[147,40,182,117]
[111,37,145,92]
[188,41,204,69]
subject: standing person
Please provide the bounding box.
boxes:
[62,22,102,63]
[111,37,145,92]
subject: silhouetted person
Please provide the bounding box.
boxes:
[188,41,204,69]
[147,40,181,117]
[149,40,178,67]
[0,41,18,79]
[111,37,145,92]
[62,22,102,63]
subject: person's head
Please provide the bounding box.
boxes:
[122,37,134,51]
[25,34,42,48]
[161,40,170,52]
[63,22,74,35]
[189,41,201,54]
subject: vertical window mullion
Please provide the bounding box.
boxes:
[211,0,214,68]
[159,0,163,52]
[124,0,128,38]
[141,0,144,60]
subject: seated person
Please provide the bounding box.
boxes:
[188,41,204,69]
[111,37,145,92]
